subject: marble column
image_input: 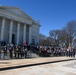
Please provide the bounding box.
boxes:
[17,22,20,45]
[37,27,40,45]
[23,24,26,43]
[9,20,13,44]
[1,18,5,41]
[29,26,32,44]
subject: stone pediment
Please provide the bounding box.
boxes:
[0,6,33,21]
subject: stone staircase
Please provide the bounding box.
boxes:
[27,51,40,58]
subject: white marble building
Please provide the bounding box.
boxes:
[0,6,40,45]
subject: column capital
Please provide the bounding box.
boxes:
[18,21,20,24]
[29,24,32,27]
[2,17,6,19]
[24,23,26,25]
[10,19,13,22]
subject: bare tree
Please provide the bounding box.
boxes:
[49,20,76,48]
[49,30,61,47]
[65,20,76,48]
[40,20,76,48]
[58,28,69,48]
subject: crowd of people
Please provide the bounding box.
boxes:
[39,46,76,57]
[0,44,76,60]
[0,44,31,60]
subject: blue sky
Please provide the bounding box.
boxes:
[0,0,76,36]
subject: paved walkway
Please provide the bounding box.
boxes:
[0,57,74,69]
[0,57,76,75]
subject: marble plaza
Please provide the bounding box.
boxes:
[0,57,75,75]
